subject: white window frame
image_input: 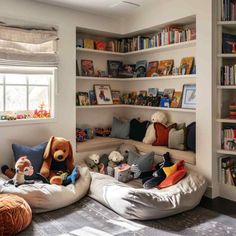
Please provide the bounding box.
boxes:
[0,66,56,126]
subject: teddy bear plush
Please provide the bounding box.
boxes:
[117,143,137,163]
[107,151,124,177]
[143,111,168,144]
[40,136,79,185]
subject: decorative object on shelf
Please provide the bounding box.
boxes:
[33,103,50,118]
[95,41,106,50]
[81,59,95,76]
[76,92,90,106]
[181,84,196,109]
[163,88,175,100]
[160,97,171,108]
[76,128,87,142]
[107,60,122,78]
[229,103,236,119]
[146,61,159,77]
[180,57,194,75]
[221,156,236,186]
[157,59,174,76]
[84,128,94,140]
[94,70,107,77]
[139,90,147,97]
[95,127,111,137]
[111,90,121,104]
[171,91,182,108]
[148,88,159,97]
[222,33,236,53]
[84,38,94,49]
[88,90,97,105]
[172,66,180,76]
[94,84,113,105]
[134,60,147,77]
[119,64,135,78]
[76,38,83,48]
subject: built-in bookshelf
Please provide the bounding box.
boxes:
[76,15,196,150]
[216,0,236,201]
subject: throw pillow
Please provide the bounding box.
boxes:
[128,151,154,173]
[12,142,47,180]
[163,163,177,177]
[186,122,196,152]
[152,123,176,146]
[129,119,150,141]
[110,117,130,139]
[168,124,186,150]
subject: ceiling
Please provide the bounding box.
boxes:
[33,0,157,17]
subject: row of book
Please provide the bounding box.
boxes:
[221,0,236,21]
[79,57,195,78]
[76,25,196,53]
[221,65,236,85]
[76,86,192,109]
[221,156,236,186]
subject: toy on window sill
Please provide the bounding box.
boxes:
[4,156,34,187]
[76,128,87,142]
[33,102,51,119]
[95,127,111,137]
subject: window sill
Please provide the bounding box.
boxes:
[0,118,56,127]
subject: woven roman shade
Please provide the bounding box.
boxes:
[0,25,58,67]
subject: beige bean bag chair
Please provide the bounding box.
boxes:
[0,166,91,213]
[89,171,207,220]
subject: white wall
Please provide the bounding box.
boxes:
[0,0,122,167]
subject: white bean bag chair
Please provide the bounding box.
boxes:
[0,166,91,213]
[89,171,207,220]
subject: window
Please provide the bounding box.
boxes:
[0,68,55,119]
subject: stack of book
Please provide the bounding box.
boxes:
[221,0,236,21]
[221,65,236,85]
[221,156,236,186]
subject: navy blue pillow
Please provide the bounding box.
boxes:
[12,142,47,180]
[129,119,150,141]
[186,122,196,152]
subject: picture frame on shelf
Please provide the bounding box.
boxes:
[81,59,95,76]
[181,84,196,109]
[94,84,113,105]
[89,90,97,105]
[76,92,90,106]
[111,90,121,104]
[180,57,194,75]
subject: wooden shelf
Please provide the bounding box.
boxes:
[217,85,236,89]
[76,104,196,113]
[76,40,196,57]
[216,119,236,123]
[217,21,236,29]
[76,74,196,82]
[217,149,236,155]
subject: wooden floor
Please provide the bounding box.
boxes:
[200,196,236,218]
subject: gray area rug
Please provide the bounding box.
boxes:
[20,197,236,236]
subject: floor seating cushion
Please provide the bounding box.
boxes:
[0,166,91,213]
[89,171,207,220]
[0,194,32,235]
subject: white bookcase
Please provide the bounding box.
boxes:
[76,16,196,152]
[216,0,236,201]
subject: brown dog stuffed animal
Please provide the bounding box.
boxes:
[40,136,75,185]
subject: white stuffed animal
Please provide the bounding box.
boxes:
[89,153,100,165]
[108,151,124,168]
[143,111,168,144]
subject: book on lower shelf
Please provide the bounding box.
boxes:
[221,156,236,186]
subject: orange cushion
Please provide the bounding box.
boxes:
[0,194,32,235]
[152,123,170,146]
[158,160,186,189]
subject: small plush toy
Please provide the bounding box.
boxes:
[107,151,124,177]
[5,156,34,187]
[143,111,168,144]
[65,166,80,185]
[114,164,133,183]
[117,144,137,162]
[143,152,174,189]
[85,158,99,172]
[89,153,100,165]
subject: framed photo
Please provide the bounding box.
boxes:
[181,84,196,109]
[94,84,113,105]
[81,59,94,76]
[76,92,90,106]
